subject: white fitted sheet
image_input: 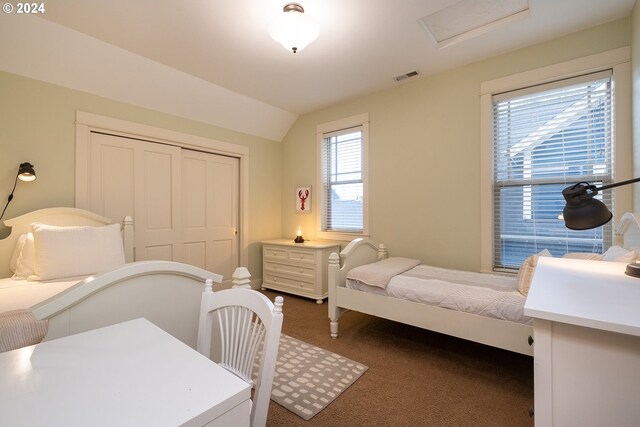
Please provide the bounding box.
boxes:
[346,264,531,325]
[0,276,86,313]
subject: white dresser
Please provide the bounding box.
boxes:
[262,239,341,304]
[524,257,640,427]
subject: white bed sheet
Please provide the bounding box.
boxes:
[0,276,86,313]
[346,265,532,325]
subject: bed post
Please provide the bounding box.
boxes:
[377,243,388,260]
[123,216,134,263]
[328,252,343,338]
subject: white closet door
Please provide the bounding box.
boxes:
[89,133,182,262]
[182,150,239,279]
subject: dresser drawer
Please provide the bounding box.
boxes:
[264,246,287,260]
[263,274,315,292]
[287,248,316,264]
[264,245,317,264]
[264,261,315,279]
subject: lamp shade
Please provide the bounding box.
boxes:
[562,183,612,230]
[17,162,36,182]
[268,3,319,53]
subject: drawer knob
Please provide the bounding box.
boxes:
[300,269,304,273]
[528,407,534,418]
[528,335,534,346]
[273,278,278,282]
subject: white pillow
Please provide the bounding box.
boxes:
[517,249,552,297]
[9,233,27,273]
[12,232,35,280]
[31,223,125,281]
[562,252,603,261]
[602,246,636,263]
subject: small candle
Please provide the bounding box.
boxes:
[297,226,302,237]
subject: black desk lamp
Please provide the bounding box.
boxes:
[562,176,640,277]
[0,162,37,221]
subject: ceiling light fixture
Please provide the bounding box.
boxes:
[268,2,319,53]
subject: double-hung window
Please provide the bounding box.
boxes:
[317,113,369,240]
[490,71,616,270]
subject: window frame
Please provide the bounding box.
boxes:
[316,113,370,241]
[480,47,631,273]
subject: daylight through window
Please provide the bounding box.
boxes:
[492,70,614,270]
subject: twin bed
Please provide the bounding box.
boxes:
[0,207,222,351]
[328,213,640,356]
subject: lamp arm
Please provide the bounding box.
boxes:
[596,177,640,192]
[0,173,19,221]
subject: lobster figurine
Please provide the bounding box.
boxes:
[298,189,309,211]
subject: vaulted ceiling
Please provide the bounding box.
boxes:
[1,0,635,140]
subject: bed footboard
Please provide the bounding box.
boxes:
[32,261,223,348]
[328,238,387,338]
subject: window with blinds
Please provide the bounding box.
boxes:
[492,70,614,270]
[320,126,364,233]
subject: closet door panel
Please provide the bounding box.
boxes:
[182,150,239,279]
[135,143,182,262]
[89,134,135,225]
[89,133,182,262]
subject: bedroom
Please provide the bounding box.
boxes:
[1,1,640,426]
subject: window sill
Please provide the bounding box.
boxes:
[316,231,369,242]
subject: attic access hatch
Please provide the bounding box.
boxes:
[419,0,530,48]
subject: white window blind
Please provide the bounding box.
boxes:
[492,70,614,270]
[320,126,364,233]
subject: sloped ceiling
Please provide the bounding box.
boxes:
[0,0,635,141]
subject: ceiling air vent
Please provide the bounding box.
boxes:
[393,70,420,83]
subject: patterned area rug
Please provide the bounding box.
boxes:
[262,334,368,420]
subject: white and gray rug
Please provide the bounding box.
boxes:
[259,334,368,420]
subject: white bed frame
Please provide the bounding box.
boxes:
[0,207,134,278]
[328,238,534,355]
[328,217,640,356]
[1,207,223,349]
[32,260,222,348]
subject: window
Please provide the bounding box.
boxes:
[491,71,614,270]
[317,113,369,240]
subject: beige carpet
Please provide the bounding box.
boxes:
[265,333,368,420]
[262,290,534,427]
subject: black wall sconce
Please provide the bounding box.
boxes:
[0,162,37,221]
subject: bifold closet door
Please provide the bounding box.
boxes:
[88,132,182,262]
[86,132,240,276]
[181,150,239,279]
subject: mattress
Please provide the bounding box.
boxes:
[346,264,532,325]
[0,276,85,313]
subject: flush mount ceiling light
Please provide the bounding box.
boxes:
[268,2,319,53]
[419,0,530,49]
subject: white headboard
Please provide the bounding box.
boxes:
[615,212,640,253]
[0,207,134,278]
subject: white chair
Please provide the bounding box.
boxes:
[196,279,284,427]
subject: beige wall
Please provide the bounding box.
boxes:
[281,18,631,271]
[0,71,282,276]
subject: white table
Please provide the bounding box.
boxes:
[0,318,251,427]
[525,257,640,427]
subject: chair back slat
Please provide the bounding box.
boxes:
[196,287,283,427]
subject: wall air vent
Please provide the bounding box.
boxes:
[393,70,420,83]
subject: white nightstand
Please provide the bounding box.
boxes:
[262,239,341,304]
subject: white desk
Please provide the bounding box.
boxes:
[525,257,640,427]
[0,318,251,427]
